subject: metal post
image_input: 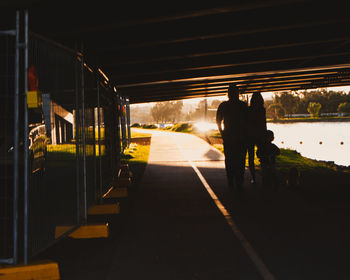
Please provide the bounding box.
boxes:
[81,43,87,222]
[92,103,96,201]
[120,97,127,151]
[23,10,29,265]
[12,10,20,265]
[97,82,103,203]
[75,46,80,224]
[126,98,131,146]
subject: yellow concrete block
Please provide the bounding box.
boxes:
[103,187,128,198]
[27,90,42,109]
[88,203,120,215]
[68,223,109,239]
[54,225,75,239]
[0,260,60,280]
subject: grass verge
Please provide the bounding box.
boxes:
[211,138,350,207]
[121,133,152,193]
[121,143,151,165]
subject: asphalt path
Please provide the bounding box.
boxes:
[39,129,350,279]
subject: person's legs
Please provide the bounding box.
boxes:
[247,143,256,184]
[233,143,246,191]
[223,141,235,189]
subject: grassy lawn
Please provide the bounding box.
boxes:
[47,143,106,158]
[212,142,341,173]
[130,130,153,138]
[121,133,152,192]
[121,143,151,165]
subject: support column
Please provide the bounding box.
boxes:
[126,98,131,146]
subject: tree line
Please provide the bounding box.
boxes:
[145,89,350,124]
[149,99,221,123]
[266,89,350,119]
[150,101,184,123]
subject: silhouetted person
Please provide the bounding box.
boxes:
[216,84,248,191]
[246,92,267,184]
[257,130,280,189]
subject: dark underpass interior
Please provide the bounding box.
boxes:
[3,0,350,102]
[1,1,350,279]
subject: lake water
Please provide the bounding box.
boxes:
[267,121,350,166]
[201,121,350,166]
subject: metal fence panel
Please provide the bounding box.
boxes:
[27,34,122,258]
[1,11,123,263]
[0,30,16,263]
[27,34,81,257]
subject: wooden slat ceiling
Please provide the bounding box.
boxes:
[4,0,350,103]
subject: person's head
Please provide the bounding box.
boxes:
[250,92,264,108]
[265,130,274,143]
[227,84,240,100]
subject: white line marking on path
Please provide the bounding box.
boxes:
[172,136,276,280]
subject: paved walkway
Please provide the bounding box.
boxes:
[41,129,350,280]
[107,130,350,280]
[104,130,263,279]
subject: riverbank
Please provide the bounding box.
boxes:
[198,132,350,212]
[267,116,350,123]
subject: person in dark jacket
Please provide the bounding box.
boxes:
[257,130,280,189]
[216,84,248,191]
[246,92,267,184]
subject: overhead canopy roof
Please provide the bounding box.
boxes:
[3,0,350,103]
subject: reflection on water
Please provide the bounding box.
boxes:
[268,122,350,166]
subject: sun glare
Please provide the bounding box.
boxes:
[194,121,217,133]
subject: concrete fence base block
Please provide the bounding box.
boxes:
[68,223,109,239]
[54,225,75,239]
[103,187,128,199]
[0,260,60,280]
[88,203,120,215]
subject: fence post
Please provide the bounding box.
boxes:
[23,10,29,265]
[81,43,87,223]
[13,10,20,265]
[92,99,96,201]
[120,96,127,151]
[75,44,81,224]
[97,82,103,203]
[126,98,131,146]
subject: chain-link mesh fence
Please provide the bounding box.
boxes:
[0,10,124,264]
[27,33,123,259]
[27,34,81,257]
[0,28,16,263]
